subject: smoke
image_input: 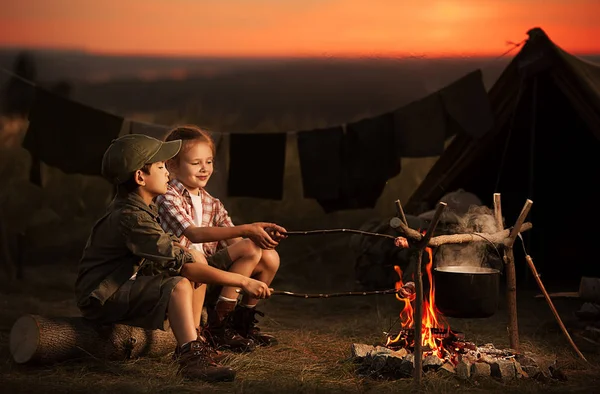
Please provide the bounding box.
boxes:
[435,205,502,269]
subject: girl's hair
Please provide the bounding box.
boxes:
[165,125,215,158]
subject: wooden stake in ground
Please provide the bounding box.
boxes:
[412,201,446,391]
[9,314,177,364]
[522,250,588,362]
[503,199,533,352]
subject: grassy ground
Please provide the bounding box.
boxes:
[2,118,599,393]
[2,251,600,394]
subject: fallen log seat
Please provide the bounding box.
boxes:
[9,314,177,365]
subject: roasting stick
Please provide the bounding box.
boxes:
[517,233,588,363]
[235,284,416,299]
[282,229,396,240]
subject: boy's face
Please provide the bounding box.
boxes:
[170,141,213,194]
[141,161,170,196]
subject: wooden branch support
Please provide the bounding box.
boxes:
[503,199,533,352]
[525,254,588,362]
[493,193,503,230]
[390,216,532,247]
[395,199,408,227]
[413,201,446,390]
[9,314,177,365]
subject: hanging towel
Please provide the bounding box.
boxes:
[393,93,447,158]
[22,88,123,176]
[203,131,228,200]
[227,132,286,200]
[129,120,171,140]
[297,126,345,202]
[345,112,401,208]
[439,69,494,138]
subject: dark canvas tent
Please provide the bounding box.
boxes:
[405,27,600,284]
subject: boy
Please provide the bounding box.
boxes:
[75,134,273,382]
[156,125,285,352]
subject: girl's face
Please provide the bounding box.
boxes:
[170,141,213,195]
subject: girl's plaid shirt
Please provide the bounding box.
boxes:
[156,179,233,256]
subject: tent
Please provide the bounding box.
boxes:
[405,27,600,284]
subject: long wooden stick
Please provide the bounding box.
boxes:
[504,199,533,351]
[428,223,532,247]
[285,223,532,247]
[493,193,503,231]
[236,288,414,298]
[413,201,446,390]
[395,199,408,226]
[524,253,588,362]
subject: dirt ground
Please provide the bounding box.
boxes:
[2,239,600,394]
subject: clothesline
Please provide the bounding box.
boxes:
[0,38,523,135]
[1,42,526,211]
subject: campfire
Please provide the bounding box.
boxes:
[350,247,534,380]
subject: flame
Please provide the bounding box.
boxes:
[386,247,449,358]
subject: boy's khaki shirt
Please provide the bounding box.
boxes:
[75,192,193,309]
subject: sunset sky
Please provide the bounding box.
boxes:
[1,0,599,57]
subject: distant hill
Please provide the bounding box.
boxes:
[2,48,598,131]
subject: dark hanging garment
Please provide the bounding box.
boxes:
[297,126,345,202]
[22,88,123,176]
[393,93,447,158]
[227,132,286,200]
[439,69,494,139]
[345,112,401,208]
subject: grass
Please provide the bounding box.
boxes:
[2,259,600,394]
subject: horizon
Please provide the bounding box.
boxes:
[2,0,600,58]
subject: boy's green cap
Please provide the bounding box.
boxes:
[101,134,181,184]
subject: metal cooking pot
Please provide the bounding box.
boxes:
[433,266,500,318]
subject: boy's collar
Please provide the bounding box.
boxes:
[114,191,159,217]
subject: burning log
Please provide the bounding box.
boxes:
[351,337,536,382]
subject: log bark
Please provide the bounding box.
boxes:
[9,314,177,365]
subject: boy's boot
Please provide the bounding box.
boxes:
[205,299,255,352]
[174,327,229,363]
[231,305,278,347]
[176,337,236,382]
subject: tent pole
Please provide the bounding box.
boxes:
[525,76,538,284]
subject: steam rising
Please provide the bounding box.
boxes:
[435,206,502,270]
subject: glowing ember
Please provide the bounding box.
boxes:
[386,247,450,358]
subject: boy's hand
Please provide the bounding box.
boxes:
[244,222,287,249]
[240,278,273,299]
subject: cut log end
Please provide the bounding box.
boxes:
[9,314,178,365]
[10,314,40,364]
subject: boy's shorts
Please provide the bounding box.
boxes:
[80,274,184,331]
[81,248,234,330]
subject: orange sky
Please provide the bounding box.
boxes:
[1,0,599,57]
